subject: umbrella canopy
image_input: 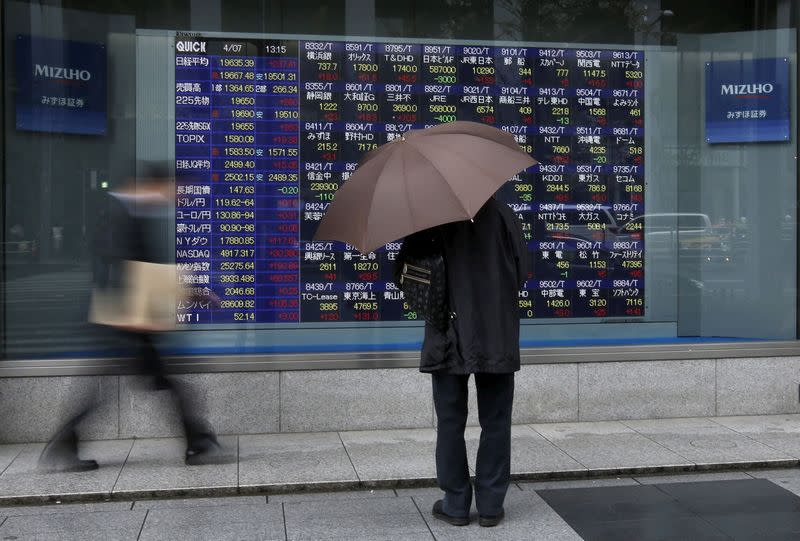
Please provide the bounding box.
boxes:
[313,120,538,253]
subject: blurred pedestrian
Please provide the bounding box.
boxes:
[39,162,219,472]
[399,196,528,527]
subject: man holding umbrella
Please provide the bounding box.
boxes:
[315,121,535,527]
[413,194,528,527]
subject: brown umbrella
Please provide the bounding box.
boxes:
[313,121,537,253]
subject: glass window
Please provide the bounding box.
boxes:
[3,0,798,361]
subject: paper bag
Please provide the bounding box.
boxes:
[89,261,181,332]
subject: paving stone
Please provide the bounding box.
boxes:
[532,421,692,472]
[0,440,133,502]
[713,415,800,459]
[465,425,585,476]
[340,429,437,482]
[735,434,800,459]
[412,489,582,540]
[0,444,24,474]
[239,432,357,490]
[714,414,800,435]
[0,414,797,534]
[0,509,146,541]
[112,436,237,498]
[624,417,734,435]
[624,417,792,465]
[395,487,445,498]
[138,503,285,541]
[284,496,432,540]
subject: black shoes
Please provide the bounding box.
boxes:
[479,509,505,527]
[39,425,99,474]
[432,500,470,526]
[431,499,506,527]
[39,457,99,474]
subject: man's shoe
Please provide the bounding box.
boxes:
[39,433,99,473]
[479,509,505,527]
[39,457,99,474]
[432,500,469,526]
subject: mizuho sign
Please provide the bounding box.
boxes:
[705,57,790,144]
[720,83,774,96]
[34,64,91,81]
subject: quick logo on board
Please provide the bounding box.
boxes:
[176,40,207,53]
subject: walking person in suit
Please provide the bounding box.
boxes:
[398,195,529,527]
[39,162,220,472]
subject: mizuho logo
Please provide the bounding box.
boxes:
[34,64,91,81]
[720,83,774,95]
[176,40,206,53]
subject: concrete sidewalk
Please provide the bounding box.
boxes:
[1,414,800,506]
[9,471,800,540]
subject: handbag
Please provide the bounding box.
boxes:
[89,260,184,332]
[396,229,451,331]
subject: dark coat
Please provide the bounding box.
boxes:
[409,197,529,374]
[92,192,171,289]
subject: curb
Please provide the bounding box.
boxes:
[0,458,797,507]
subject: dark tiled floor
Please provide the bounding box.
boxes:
[538,478,800,541]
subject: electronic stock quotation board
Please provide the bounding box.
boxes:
[174,36,645,325]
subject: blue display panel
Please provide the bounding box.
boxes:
[174,37,645,324]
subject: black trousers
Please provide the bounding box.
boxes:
[44,331,210,459]
[432,372,514,517]
[134,332,210,447]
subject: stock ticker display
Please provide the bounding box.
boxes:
[174,36,645,324]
